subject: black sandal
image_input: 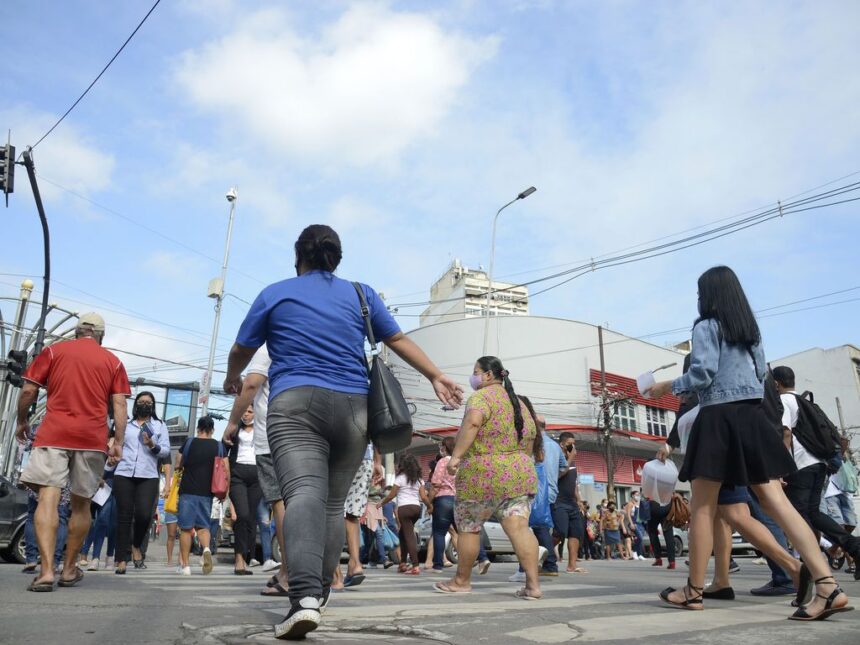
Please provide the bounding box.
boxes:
[659,579,704,610]
[789,576,854,621]
[794,563,812,608]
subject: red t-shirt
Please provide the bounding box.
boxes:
[24,338,131,452]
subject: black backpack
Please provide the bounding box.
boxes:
[792,391,840,460]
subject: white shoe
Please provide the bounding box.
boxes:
[179,566,191,576]
[508,571,527,583]
[87,560,100,571]
[752,557,767,565]
[638,555,646,561]
[262,559,280,572]
[249,558,261,567]
[537,546,548,568]
[202,548,213,575]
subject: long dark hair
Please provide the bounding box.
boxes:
[518,395,544,463]
[133,391,160,421]
[295,224,343,273]
[695,266,760,346]
[396,453,422,485]
[477,356,524,442]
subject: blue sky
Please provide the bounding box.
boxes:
[1,0,858,415]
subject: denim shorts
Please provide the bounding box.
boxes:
[178,494,212,530]
[718,485,751,506]
[163,511,178,524]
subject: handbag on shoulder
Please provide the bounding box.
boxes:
[211,442,229,500]
[352,282,414,454]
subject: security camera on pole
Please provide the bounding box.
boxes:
[200,187,238,416]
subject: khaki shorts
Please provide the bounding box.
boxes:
[20,447,106,499]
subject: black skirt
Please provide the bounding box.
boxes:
[679,399,797,486]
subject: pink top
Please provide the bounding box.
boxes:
[431,456,457,497]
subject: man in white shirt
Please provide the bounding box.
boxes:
[774,366,860,579]
[224,345,289,596]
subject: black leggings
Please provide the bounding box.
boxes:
[647,500,675,562]
[397,505,421,567]
[229,462,262,562]
[113,475,160,564]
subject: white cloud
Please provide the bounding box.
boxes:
[0,106,115,206]
[144,250,207,284]
[173,4,497,166]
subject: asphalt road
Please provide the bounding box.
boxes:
[1,554,858,644]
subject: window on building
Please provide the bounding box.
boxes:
[614,401,637,431]
[646,407,668,437]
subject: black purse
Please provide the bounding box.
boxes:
[352,282,414,454]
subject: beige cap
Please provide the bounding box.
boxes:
[76,312,106,333]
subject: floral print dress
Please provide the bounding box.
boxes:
[455,384,537,503]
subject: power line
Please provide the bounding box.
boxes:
[30,0,163,150]
[389,180,860,309]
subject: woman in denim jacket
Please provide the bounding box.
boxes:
[649,266,851,620]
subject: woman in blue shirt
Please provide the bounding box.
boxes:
[113,391,170,574]
[224,224,463,640]
[649,266,851,620]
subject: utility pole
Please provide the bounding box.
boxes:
[597,325,616,503]
[201,187,237,416]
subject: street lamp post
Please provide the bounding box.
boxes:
[482,186,536,356]
[201,187,238,416]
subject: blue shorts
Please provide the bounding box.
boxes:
[163,511,178,525]
[178,494,212,530]
[718,485,751,506]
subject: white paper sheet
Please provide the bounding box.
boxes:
[92,484,111,506]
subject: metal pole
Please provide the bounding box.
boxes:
[482,197,517,356]
[836,397,846,437]
[0,282,33,477]
[598,325,616,503]
[21,149,51,357]
[201,189,237,415]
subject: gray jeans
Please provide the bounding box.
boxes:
[267,386,368,602]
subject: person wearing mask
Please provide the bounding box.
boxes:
[378,453,430,574]
[16,313,129,591]
[555,433,587,572]
[113,392,170,574]
[177,416,228,576]
[648,266,851,619]
[434,357,541,601]
[431,437,492,574]
[224,225,462,639]
[225,404,262,575]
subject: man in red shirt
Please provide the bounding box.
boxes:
[16,312,130,591]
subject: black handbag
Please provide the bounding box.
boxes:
[352,282,414,454]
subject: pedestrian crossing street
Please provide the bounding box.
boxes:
[114,559,860,643]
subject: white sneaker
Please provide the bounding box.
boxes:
[508,571,527,583]
[537,546,548,568]
[202,548,213,575]
[87,559,100,571]
[752,557,767,565]
[638,555,646,561]
[262,559,280,572]
[179,566,192,576]
[249,558,261,567]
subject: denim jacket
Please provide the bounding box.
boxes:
[671,318,766,407]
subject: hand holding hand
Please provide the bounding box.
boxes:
[108,442,123,466]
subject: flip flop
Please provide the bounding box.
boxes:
[28,578,55,592]
[266,575,279,588]
[567,567,588,573]
[21,564,37,574]
[433,581,471,594]
[260,582,290,597]
[343,573,365,588]
[58,567,85,588]
[515,588,541,601]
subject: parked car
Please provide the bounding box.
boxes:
[415,515,517,563]
[0,475,29,564]
[640,525,689,557]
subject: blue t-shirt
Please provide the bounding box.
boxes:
[236,271,401,399]
[542,435,567,504]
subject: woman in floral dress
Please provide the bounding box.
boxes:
[434,356,542,600]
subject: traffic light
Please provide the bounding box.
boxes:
[5,349,28,387]
[0,142,14,205]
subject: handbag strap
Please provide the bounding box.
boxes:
[352,282,378,377]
